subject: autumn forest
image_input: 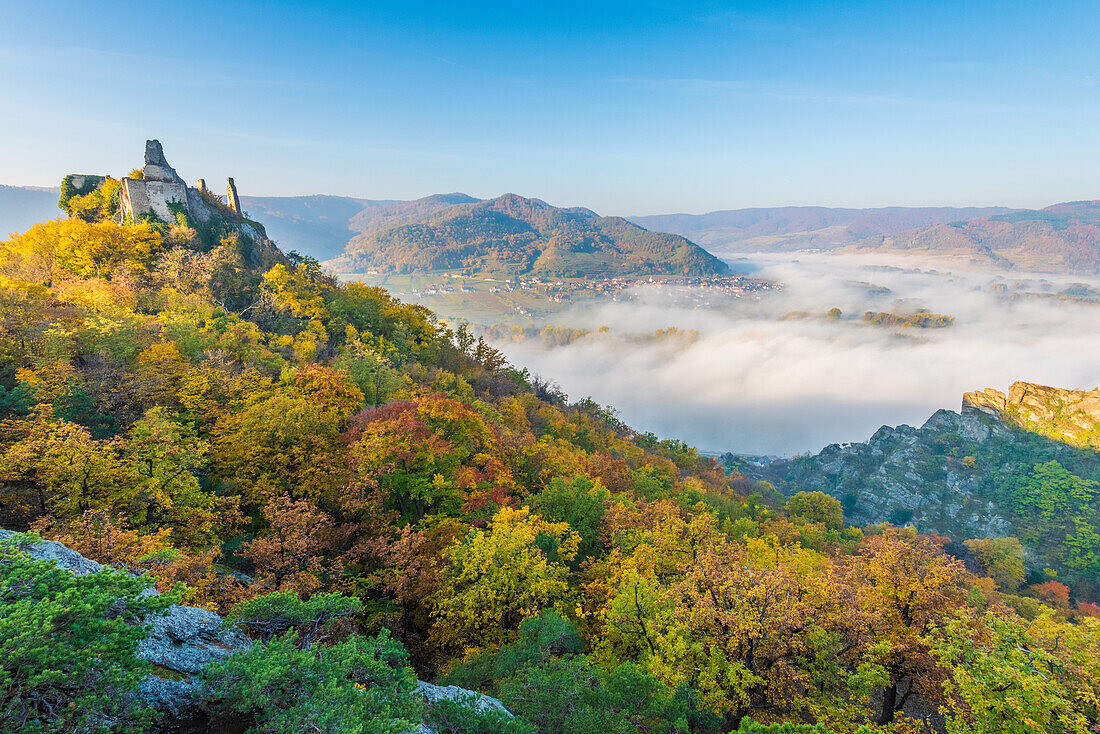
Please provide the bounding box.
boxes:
[0,172,1098,734]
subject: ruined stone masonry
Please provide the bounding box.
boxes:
[117,140,192,224]
[226,176,242,217]
[66,139,243,228]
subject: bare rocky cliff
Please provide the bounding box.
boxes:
[964,381,1100,449]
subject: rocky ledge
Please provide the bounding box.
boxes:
[964,381,1100,448]
[0,529,512,731]
[0,528,252,716]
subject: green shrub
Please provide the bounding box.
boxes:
[443,610,582,691]
[428,694,534,734]
[496,656,693,734]
[203,628,422,734]
[58,174,103,214]
[0,535,174,733]
[227,590,362,644]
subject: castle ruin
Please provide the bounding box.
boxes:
[115,140,242,227]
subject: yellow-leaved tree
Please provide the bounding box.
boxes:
[430,505,579,652]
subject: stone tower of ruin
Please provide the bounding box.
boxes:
[226,178,242,217]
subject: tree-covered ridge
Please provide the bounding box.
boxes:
[330,193,730,277]
[750,405,1100,599]
[0,196,1097,733]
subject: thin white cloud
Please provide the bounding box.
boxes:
[0,44,303,90]
[609,76,919,106]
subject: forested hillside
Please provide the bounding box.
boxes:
[0,180,1098,734]
[750,394,1100,599]
[331,193,730,277]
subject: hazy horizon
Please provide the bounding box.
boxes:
[0,181,1087,221]
[4,1,1100,214]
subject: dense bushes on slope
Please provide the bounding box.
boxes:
[0,210,1097,733]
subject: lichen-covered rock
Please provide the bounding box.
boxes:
[136,604,253,715]
[752,401,1015,539]
[0,529,251,716]
[416,680,512,717]
[0,529,104,575]
[138,604,251,675]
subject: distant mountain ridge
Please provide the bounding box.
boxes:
[7,183,1098,273]
[844,200,1100,272]
[239,194,376,261]
[630,205,1018,253]
[329,193,730,277]
[0,185,62,237]
[632,201,1100,273]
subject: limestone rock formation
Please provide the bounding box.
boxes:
[755,408,1013,540]
[750,380,1100,581]
[964,381,1100,448]
[1,529,516,728]
[961,387,1008,417]
[0,529,252,716]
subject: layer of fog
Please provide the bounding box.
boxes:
[489,254,1100,456]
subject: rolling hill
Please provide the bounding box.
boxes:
[329,193,731,277]
[239,193,481,261]
[630,205,1016,254]
[843,200,1100,272]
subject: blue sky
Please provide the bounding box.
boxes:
[2,1,1099,213]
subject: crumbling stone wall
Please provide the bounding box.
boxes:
[119,140,192,223]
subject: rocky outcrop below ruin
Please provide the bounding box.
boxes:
[0,529,513,731]
[964,381,1100,449]
[751,382,1100,568]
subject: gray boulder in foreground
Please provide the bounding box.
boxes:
[0,529,515,727]
[0,528,252,716]
[0,529,106,575]
[418,680,513,715]
[415,681,513,734]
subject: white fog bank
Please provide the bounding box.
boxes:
[491,254,1100,456]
